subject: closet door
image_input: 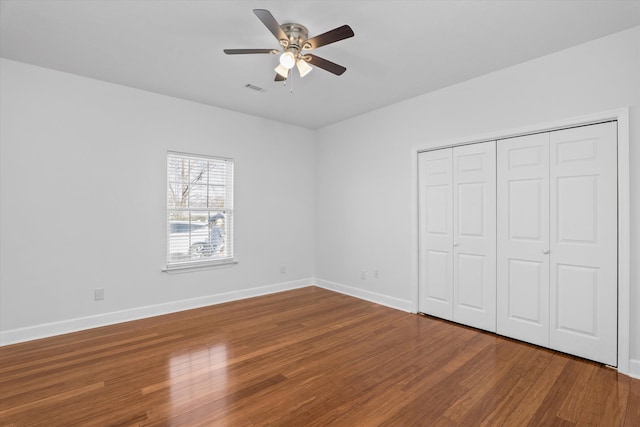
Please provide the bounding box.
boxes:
[452,142,497,332]
[549,122,617,366]
[418,149,453,320]
[497,133,550,347]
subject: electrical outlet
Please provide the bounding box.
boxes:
[94,288,104,301]
[280,265,286,274]
[374,270,379,279]
[361,270,366,280]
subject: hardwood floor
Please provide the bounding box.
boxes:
[1,286,638,426]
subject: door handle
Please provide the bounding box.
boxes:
[453,242,460,247]
[542,249,550,254]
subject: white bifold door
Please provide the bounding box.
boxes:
[496,133,551,346]
[497,122,618,365]
[419,142,497,332]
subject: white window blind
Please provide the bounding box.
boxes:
[166,152,234,269]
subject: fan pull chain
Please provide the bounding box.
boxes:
[288,70,295,94]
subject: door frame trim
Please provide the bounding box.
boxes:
[411,107,631,375]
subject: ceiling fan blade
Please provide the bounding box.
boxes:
[253,9,288,44]
[303,25,354,50]
[304,54,347,76]
[223,49,278,55]
[275,73,286,82]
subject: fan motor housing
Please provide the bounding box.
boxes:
[280,23,308,50]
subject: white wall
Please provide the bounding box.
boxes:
[0,58,316,342]
[315,27,640,371]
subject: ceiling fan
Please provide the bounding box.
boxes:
[223,9,354,81]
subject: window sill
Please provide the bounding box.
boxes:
[162,259,238,274]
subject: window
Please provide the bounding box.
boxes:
[167,152,234,269]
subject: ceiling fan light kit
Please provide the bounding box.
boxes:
[274,63,290,79]
[224,9,354,83]
[279,51,296,69]
[296,58,313,77]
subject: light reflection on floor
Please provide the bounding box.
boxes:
[169,343,229,418]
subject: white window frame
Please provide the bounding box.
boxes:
[165,151,235,271]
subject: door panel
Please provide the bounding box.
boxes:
[508,179,544,241]
[557,176,597,243]
[426,186,449,234]
[457,253,484,310]
[424,250,450,302]
[418,150,453,320]
[458,183,484,237]
[452,142,496,332]
[549,122,617,366]
[555,264,598,336]
[507,258,544,325]
[497,133,550,346]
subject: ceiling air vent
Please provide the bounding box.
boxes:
[245,83,266,93]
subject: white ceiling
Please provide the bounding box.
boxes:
[1,0,639,129]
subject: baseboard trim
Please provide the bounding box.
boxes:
[0,278,313,346]
[313,278,413,313]
[629,359,640,380]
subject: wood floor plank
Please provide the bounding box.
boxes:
[556,359,598,422]
[624,376,640,426]
[447,347,529,424]
[0,286,637,426]
[575,363,620,425]
[598,373,631,426]
[479,348,554,425]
